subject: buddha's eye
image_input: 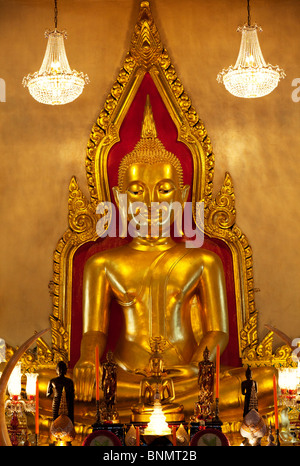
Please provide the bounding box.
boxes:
[158,183,175,194]
[160,188,171,194]
[127,184,144,196]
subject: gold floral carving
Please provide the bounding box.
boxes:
[5,334,53,373]
[130,2,163,68]
[242,324,295,368]
[48,177,99,364]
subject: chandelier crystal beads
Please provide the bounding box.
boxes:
[217,1,285,98]
[23,1,89,105]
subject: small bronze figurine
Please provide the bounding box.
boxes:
[241,366,258,418]
[100,351,119,421]
[192,347,215,421]
[101,351,117,411]
[46,361,75,424]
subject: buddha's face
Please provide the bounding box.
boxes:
[150,356,163,376]
[113,161,189,239]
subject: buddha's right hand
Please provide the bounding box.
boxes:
[73,331,105,402]
[73,358,96,402]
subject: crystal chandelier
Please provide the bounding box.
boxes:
[23,0,89,105]
[217,0,285,98]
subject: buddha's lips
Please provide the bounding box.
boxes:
[131,205,172,225]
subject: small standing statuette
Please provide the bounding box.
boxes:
[191,347,215,421]
[49,387,76,445]
[240,366,264,446]
[100,351,119,422]
[241,365,258,418]
[47,361,75,445]
[46,361,74,424]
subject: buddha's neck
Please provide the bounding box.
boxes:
[129,236,176,251]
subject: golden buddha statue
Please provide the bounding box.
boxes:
[73,98,274,421]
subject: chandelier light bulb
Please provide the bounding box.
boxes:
[25,372,39,398]
[217,1,285,98]
[7,362,22,398]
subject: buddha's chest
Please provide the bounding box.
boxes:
[108,252,202,310]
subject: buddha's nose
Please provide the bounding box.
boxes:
[144,187,156,208]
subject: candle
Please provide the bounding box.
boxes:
[172,425,177,446]
[136,426,140,446]
[35,378,39,435]
[273,373,279,430]
[95,345,99,401]
[216,344,220,399]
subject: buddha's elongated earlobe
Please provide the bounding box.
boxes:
[112,186,120,209]
[112,186,128,237]
[181,185,190,204]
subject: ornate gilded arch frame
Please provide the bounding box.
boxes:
[39,1,292,372]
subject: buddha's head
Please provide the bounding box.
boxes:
[56,360,67,377]
[149,354,164,377]
[113,96,189,239]
[106,350,114,363]
[203,346,210,362]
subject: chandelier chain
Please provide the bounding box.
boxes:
[247,0,251,27]
[54,0,58,29]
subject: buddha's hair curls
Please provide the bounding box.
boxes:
[117,137,184,192]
